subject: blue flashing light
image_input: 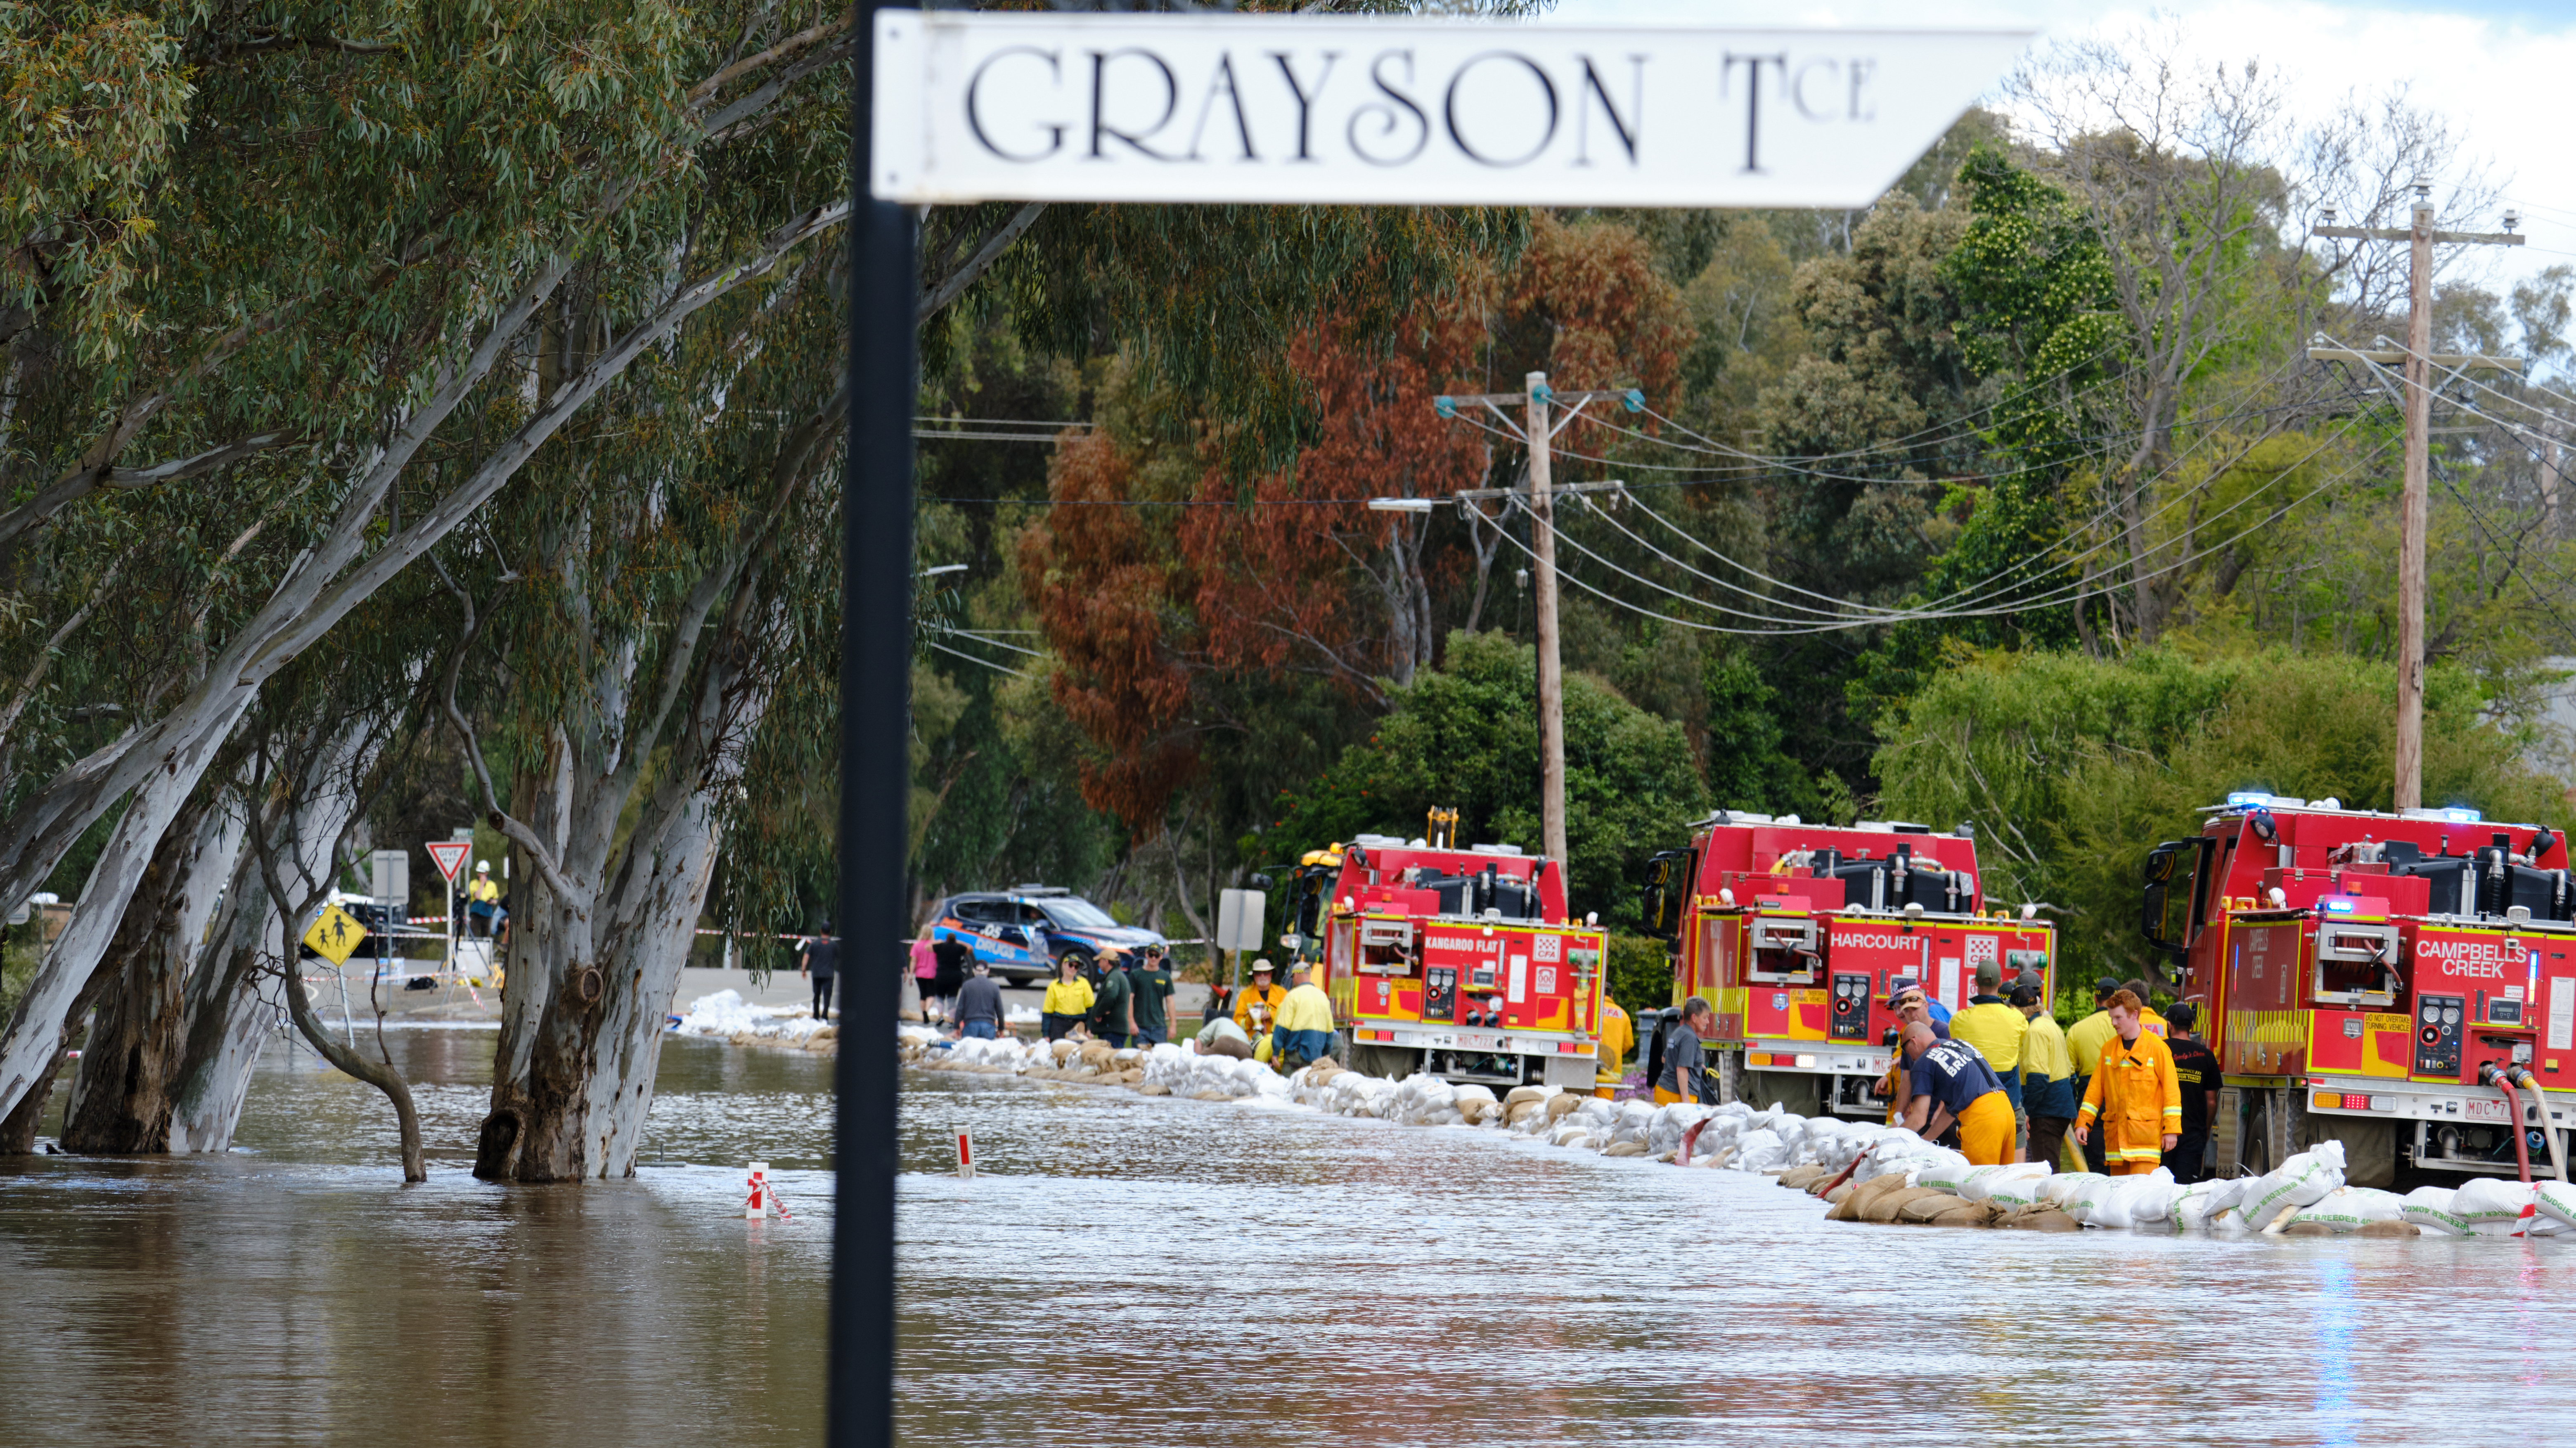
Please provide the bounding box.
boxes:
[2443,807,2483,823]
[2227,790,2271,807]
[2321,897,2357,914]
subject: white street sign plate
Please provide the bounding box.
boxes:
[871,12,2029,209]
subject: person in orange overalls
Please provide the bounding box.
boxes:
[2074,989,2181,1174]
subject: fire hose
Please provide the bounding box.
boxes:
[2480,1063,2545,1236]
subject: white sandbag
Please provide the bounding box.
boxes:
[1911,1150,1978,1196]
[2453,1177,2539,1234]
[2039,1171,2105,1207]
[1548,1122,1594,1148]
[1148,1041,1185,1062]
[2057,1173,2123,1226]
[2236,1141,2347,1230]
[1730,1127,1786,1171]
[2169,1177,2248,1230]
[2287,1187,2408,1233]
[1964,1162,2053,1207]
[2082,1169,2176,1230]
[2397,1185,2472,1236]
[2536,1180,2576,1231]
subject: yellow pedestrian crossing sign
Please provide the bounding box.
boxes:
[303,904,367,966]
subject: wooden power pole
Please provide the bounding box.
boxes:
[1430,379,1643,885]
[2311,183,2522,811]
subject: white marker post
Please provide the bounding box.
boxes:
[955,1129,974,1181]
[747,1161,773,1219]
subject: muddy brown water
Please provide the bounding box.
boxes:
[4,1032,2575,1446]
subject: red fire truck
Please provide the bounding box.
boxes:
[1641,812,2058,1118]
[1284,830,1608,1088]
[2141,793,2576,1185]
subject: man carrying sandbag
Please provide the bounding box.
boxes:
[1896,1022,2016,1165]
[2074,988,2182,1175]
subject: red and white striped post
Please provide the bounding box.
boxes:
[746,1161,773,1218]
[955,1129,973,1181]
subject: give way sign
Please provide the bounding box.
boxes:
[870,12,2031,209]
[425,840,471,885]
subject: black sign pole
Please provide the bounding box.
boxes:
[837,2,910,1445]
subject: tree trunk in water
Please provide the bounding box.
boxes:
[0,695,251,1124]
[0,965,109,1153]
[167,840,291,1153]
[59,795,241,1152]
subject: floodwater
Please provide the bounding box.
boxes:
[6,1036,2576,1447]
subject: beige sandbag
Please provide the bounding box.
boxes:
[1079,1042,1115,1068]
[1896,1192,1975,1224]
[1132,1082,1172,1096]
[1654,1150,1679,1163]
[1504,1086,1549,1106]
[1823,1183,1854,1204]
[1861,1186,1945,1224]
[1544,1093,1584,1121]
[2280,1221,2335,1237]
[809,1025,838,1041]
[1190,1089,1233,1102]
[1603,1141,1647,1157]
[1999,1208,2081,1232]
[2357,1220,2420,1237]
[1050,1039,1080,1062]
[1506,1100,1548,1126]
[1926,1204,1995,1228]
[1780,1165,1827,1190]
[1459,1100,1498,1126]
[1825,1192,1861,1222]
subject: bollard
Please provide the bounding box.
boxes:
[956,1129,974,1180]
[746,1160,773,1218]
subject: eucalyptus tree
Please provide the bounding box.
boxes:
[0,0,859,1126]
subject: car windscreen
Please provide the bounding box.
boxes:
[1040,898,1119,929]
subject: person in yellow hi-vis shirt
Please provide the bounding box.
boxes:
[466,861,501,938]
[1594,997,1633,1099]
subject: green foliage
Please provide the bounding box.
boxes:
[1702,653,1825,819]
[1259,629,1707,927]
[1605,932,1672,1024]
[1876,647,2565,982]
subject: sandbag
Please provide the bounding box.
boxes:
[2000,1207,2082,1232]
[2452,1177,2539,1235]
[2358,1220,2421,1237]
[2536,1180,2576,1230]
[1859,1185,1946,1223]
[2236,1141,2348,1230]
[2084,1169,2177,1231]
[2057,1174,2121,1226]
[1779,1165,1828,1190]
[1909,1150,1977,1195]
[2169,1177,2248,1230]
[2040,1171,2107,1207]
[2399,1185,2473,1237]
[1731,1128,1788,1172]
[1957,1162,2050,1205]
[1896,1192,1976,1223]
[1925,1203,1997,1228]
[1545,1092,1585,1121]
[2288,1187,2408,1233]
[1603,1141,1648,1158]
[1505,1099,1548,1126]
[1504,1086,1549,1106]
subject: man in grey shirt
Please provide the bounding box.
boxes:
[1655,997,1719,1105]
[953,961,1007,1040]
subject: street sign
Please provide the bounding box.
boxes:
[871,12,2030,209]
[369,849,409,908]
[302,904,367,967]
[1216,888,1266,955]
[426,840,471,885]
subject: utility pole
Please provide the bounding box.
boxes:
[2310,184,2522,811]
[1429,381,1642,884]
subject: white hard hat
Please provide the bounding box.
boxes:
[476,860,491,872]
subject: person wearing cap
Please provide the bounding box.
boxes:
[2075,989,2182,1174]
[1878,982,1949,1131]
[1947,961,2027,1110]
[1233,958,1290,1036]
[1271,962,1336,1069]
[466,860,500,938]
[1129,944,1175,1046]
[1899,1021,2016,1165]
[1594,994,1634,1099]
[952,960,1007,1041]
[2065,977,2119,1171]
[2163,1001,2222,1183]
[796,923,840,1021]
[1087,947,1135,1047]
[2013,980,2078,1171]
[1040,956,1094,1041]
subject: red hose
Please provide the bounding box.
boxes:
[2495,1074,2537,1237]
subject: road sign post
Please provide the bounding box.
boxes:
[841,13,2030,1446]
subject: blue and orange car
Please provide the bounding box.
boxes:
[926,885,1169,984]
